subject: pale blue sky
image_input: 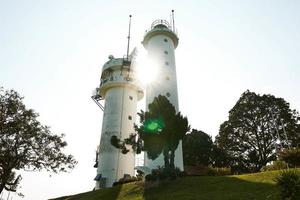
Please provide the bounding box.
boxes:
[0,0,300,199]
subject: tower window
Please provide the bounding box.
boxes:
[164,50,168,55]
[164,38,168,42]
[166,92,171,97]
[129,96,133,100]
[165,61,169,66]
[128,115,132,120]
[94,174,102,181]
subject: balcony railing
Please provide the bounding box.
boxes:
[151,19,171,29]
[145,19,178,36]
[100,75,136,87]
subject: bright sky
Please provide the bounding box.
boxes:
[1,0,300,199]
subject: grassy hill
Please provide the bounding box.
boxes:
[51,170,288,200]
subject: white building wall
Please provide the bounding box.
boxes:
[144,31,184,170]
[96,70,140,188]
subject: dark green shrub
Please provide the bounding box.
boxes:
[279,148,300,167]
[136,170,144,179]
[275,169,300,200]
[178,170,186,177]
[261,160,288,172]
[207,167,231,176]
[112,176,141,186]
[145,174,151,182]
[145,167,184,182]
[145,174,157,182]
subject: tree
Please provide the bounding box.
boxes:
[211,144,231,168]
[182,129,213,166]
[0,87,77,195]
[279,148,300,167]
[111,95,190,169]
[215,90,300,172]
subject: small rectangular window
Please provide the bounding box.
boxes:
[129,96,133,100]
[128,115,132,120]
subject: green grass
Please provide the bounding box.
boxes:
[51,170,299,200]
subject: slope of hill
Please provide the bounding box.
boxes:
[51,170,289,200]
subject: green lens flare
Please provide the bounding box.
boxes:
[144,118,165,133]
[147,122,159,131]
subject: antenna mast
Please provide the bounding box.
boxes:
[126,15,132,60]
[171,10,175,32]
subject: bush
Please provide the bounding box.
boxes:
[184,165,210,176]
[145,174,157,182]
[184,165,232,176]
[136,170,144,179]
[145,166,184,182]
[279,148,300,167]
[207,167,231,176]
[275,169,300,200]
[261,160,288,172]
[112,176,141,186]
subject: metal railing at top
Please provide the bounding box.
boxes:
[146,19,178,36]
[151,19,171,29]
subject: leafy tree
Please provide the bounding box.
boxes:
[279,148,300,167]
[111,95,190,169]
[183,129,213,166]
[215,90,300,172]
[0,87,77,195]
[211,144,231,168]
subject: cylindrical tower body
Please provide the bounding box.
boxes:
[142,20,183,170]
[95,57,143,189]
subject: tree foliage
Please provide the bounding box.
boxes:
[211,145,232,168]
[183,129,213,166]
[0,87,77,194]
[215,90,300,172]
[111,95,190,169]
[279,148,300,167]
[275,169,300,200]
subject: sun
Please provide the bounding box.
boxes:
[136,60,159,84]
[135,49,159,85]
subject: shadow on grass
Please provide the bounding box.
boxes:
[143,176,280,200]
[50,174,282,200]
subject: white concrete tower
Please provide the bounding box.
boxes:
[142,18,183,170]
[93,54,144,188]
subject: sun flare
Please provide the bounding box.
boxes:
[135,49,159,85]
[136,60,159,84]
